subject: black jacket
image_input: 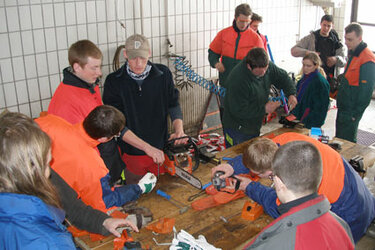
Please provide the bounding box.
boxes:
[103,62,182,155]
[50,169,110,235]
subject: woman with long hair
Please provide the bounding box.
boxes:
[0,111,75,249]
[291,52,330,128]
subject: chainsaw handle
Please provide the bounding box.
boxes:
[164,136,200,172]
[165,135,191,146]
[156,189,171,200]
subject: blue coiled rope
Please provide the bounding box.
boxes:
[171,56,226,97]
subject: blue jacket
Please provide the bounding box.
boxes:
[230,155,375,242]
[0,193,75,249]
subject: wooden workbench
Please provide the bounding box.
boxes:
[75,127,375,250]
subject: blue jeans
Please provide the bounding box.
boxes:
[223,128,259,148]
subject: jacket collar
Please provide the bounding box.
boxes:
[350,41,367,57]
[115,61,163,80]
[232,19,249,33]
[277,192,318,215]
[62,67,99,94]
[73,122,100,148]
[313,29,341,44]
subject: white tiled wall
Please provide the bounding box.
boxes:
[0,0,350,118]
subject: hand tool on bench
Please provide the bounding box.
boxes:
[187,182,212,201]
[220,211,242,223]
[113,229,142,250]
[156,189,189,214]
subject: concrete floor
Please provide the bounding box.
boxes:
[260,98,375,249]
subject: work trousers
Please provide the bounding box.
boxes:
[335,110,363,143]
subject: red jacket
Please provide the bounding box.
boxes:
[258,32,267,52]
[48,80,102,124]
[245,195,354,249]
[36,115,109,212]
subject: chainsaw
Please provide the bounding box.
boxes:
[163,136,202,189]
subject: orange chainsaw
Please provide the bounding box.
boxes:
[163,136,202,189]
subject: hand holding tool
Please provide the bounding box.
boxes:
[156,189,189,214]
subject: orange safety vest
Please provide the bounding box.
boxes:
[36,115,110,213]
[273,133,345,204]
[344,47,375,86]
[209,26,264,60]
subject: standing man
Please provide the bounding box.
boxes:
[103,34,186,184]
[336,23,375,142]
[249,13,267,52]
[291,15,346,89]
[208,3,263,118]
[223,48,297,147]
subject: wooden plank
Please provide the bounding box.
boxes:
[75,127,375,249]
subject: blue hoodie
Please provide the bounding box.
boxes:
[0,193,75,249]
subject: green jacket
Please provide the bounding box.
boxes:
[292,71,330,129]
[209,49,241,89]
[337,42,375,119]
[223,60,296,135]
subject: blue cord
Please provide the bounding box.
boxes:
[265,35,274,63]
[171,56,227,97]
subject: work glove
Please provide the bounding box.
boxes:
[138,172,157,194]
[170,229,221,250]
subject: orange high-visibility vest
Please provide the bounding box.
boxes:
[344,48,375,86]
[273,133,344,204]
[36,115,110,213]
[209,26,264,60]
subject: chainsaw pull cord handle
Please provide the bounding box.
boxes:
[218,175,241,194]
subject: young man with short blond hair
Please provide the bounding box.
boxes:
[48,40,103,124]
[244,141,354,249]
[103,34,186,184]
[212,132,375,242]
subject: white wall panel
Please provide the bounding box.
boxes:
[0,0,350,128]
